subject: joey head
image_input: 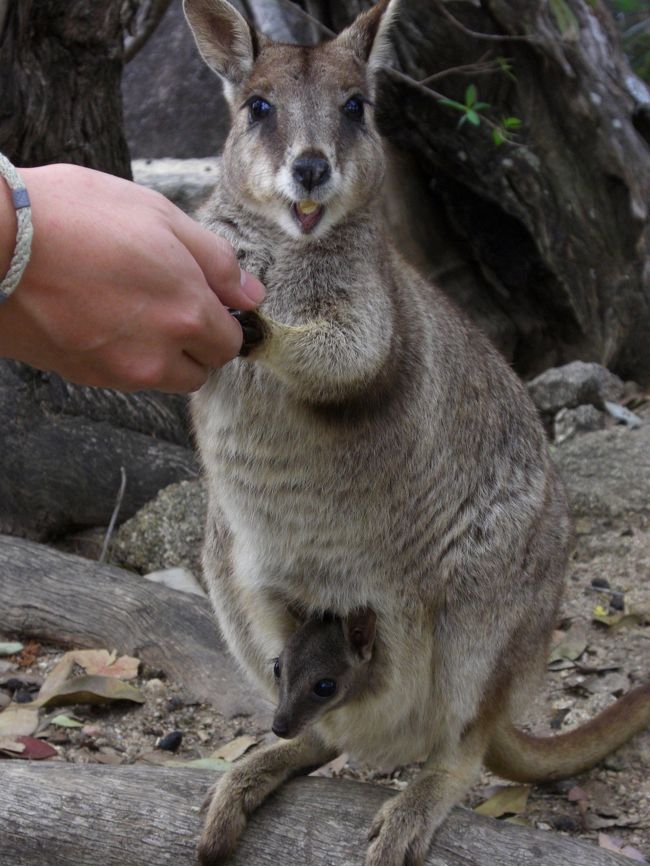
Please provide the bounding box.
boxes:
[272,609,377,739]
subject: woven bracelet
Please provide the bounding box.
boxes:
[0,153,33,303]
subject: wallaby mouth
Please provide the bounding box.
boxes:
[292,199,324,234]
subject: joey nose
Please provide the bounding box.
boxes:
[272,718,291,738]
[292,156,331,192]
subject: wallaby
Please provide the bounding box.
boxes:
[271,609,377,740]
[184,0,650,864]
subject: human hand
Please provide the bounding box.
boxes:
[0,163,264,392]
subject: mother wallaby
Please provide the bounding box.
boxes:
[186,1,650,864]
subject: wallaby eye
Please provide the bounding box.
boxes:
[342,96,364,120]
[273,658,280,679]
[313,678,337,698]
[248,96,273,122]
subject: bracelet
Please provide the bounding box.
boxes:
[0,153,33,303]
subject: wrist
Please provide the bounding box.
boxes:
[0,173,17,281]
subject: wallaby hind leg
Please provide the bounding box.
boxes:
[198,731,336,866]
[364,723,489,866]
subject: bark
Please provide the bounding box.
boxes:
[0,534,270,721]
[0,0,132,177]
[0,361,198,540]
[0,763,630,866]
[246,0,650,383]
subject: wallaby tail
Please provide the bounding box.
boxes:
[485,680,650,783]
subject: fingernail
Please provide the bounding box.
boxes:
[240,269,266,304]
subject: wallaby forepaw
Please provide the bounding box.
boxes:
[230,309,267,357]
[365,798,433,866]
[197,785,247,866]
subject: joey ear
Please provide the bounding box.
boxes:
[183,0,267,96]
[335,0,398,70]
[344,608,377,662]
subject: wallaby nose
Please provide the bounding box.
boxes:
[272,717,291,738]
[292,155,331,192]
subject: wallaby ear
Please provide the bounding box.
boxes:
[335,0,398,71]
[344,608,377,662]
[183,0,265,96]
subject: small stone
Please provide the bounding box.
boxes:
[554,404,606,444]
[14,688,33,703]
[609,592,625,611]
[166,696,185,712]
[591,577,611,590]
[144,678,167,699]
[0,691,10,710]
[551,815,581,833]
[528,362,624,417]
[155,730,183,752]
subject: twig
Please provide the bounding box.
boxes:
[99,466,127,564]
[124,0,173,63]
[433,0,540,44]
[419,52,501,85]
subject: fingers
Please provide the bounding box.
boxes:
[175,212,265,309]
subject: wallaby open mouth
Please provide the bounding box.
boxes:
[292,199,324,234]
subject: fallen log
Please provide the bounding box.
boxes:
[0,535,270,723]
[0,763,629,866]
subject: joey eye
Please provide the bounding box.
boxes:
[342,96,364,120]
[249,97,273,122]
[273,659,280,679]
[313,679,337,698]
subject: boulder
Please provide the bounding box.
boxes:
[553,404,607,445]
[0,361,197,541]
[553,406,650,527]
[527,362,624,418]
[132,157,219,213]
[111,479,207,580]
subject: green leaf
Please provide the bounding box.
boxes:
[493,128,506,146]
[466,109,481,126]
[503,116,523,128]
[50,713,84,728]
[439,97,466,111]
[0,642,23,656]
[474,101,491,110]
[549,0,580,40]
[465,84,477,107]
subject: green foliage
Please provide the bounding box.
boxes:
[439,84,491,129]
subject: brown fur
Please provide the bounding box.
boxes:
[183,2,650,864]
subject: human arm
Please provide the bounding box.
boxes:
[0,163,264,392]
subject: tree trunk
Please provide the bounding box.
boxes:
[0,0,132,177]
[0,763,631,866]
[245,0,650,384]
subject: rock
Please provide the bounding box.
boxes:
[0,360,198,541]
[554,404,607,444]
[144,567,206,598]
[132,158,220,214]
[122,0,229,159]
[553,406,650,526]
[111,480,207,581]
[527,362,624,417]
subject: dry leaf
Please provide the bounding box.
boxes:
[210,735,257,762]
[474,785,530,818]
[599,834,649,862]
[548,623,588,667]
[310,753,349,777]
[0,705,39,737]
[35,675,144,708]
[8,736,58,760]
[38,653,76,702]
[50,714,83,728]
[71,649,139,680]
[0,736,26,754]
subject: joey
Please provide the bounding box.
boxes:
[271,609,377,740]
